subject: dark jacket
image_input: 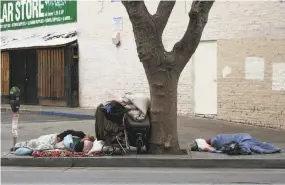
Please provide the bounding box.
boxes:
[57,130,86,140]
[57,130,86,152]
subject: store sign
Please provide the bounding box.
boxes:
[0,0,77,31]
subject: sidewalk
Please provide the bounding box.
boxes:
[1,104,285,168]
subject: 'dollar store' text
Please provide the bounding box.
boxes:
[0,1,45,23]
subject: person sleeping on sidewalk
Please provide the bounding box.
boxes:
[57,130,95,153]
[190,133,281,155]
[12,130,95,155]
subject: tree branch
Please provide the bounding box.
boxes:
[121,1,153,28]
[172,0,215,72]
[122,1,164,66]
[153,1,176,36]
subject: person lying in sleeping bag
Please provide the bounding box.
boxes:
[57,130,95,152]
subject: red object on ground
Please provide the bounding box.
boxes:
[32,151,101,157]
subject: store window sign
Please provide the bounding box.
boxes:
[0,0,77,31]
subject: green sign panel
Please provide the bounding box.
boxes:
[0,0,77,31]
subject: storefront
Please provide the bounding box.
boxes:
[1,0,79,107]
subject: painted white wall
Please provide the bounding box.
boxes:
[202,1,285,40]
[77,1,285,115]
[77,1,193,114]
[194,41,218,115]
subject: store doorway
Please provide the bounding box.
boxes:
[10,49,38,105]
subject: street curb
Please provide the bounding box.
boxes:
[2,156,285,169]
[1,107,94,119]
[39,111,94,119]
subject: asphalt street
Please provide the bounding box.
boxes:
[2,167,285,184]
[1,111,81,124]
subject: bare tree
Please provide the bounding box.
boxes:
[122,0,214,154]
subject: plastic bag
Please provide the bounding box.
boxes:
[88,139,105,154]
[103,100,128,124]
[63,134,75,152]
[220,141,243,155]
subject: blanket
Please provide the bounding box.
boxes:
[118,93,150,122]
[14,134,59,151]
[211,133,281,154]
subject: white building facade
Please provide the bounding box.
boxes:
[77,1,285,129]
[1,1,284,129]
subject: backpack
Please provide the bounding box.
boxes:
[103,100,129,124]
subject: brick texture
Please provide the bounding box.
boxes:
[202,1,285,40]
[217,38,285,129]
[77,1,285,121]
[77,1,193,113]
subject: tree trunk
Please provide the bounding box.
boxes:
[121,0,215,154]
[147,68,181,154]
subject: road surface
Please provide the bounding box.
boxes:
[1,111,81,125]
[2,167,285,184]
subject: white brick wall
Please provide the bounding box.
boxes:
[77,1,192,112]
[217,38,285,129]
[77,1,285,116]
[202,1,285,40]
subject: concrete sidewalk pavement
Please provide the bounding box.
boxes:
[178,116,285,151]
[1,104,285,168]
[2,103,285,150]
